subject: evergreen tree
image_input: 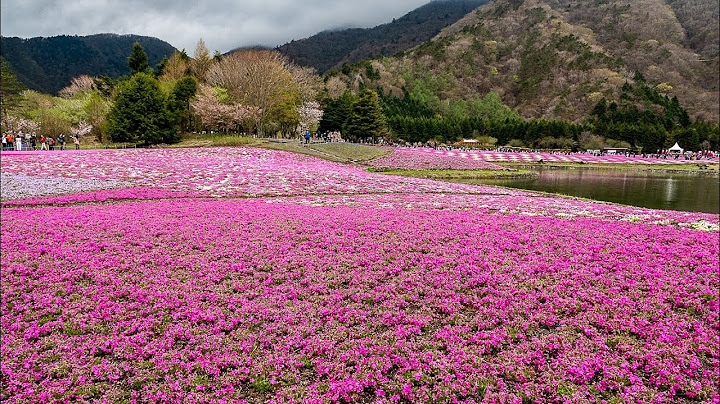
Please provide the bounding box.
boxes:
[343,89,388,141]
[107,73,177,145]
[0,57,26,119]
[168,76,198,133]
[128,42,150,75]
[318,91,355,133]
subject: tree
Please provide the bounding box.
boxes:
[128,42,149,75]
[107,73,177,145]
[296,101,323,133]
[0,57,26,122]
[344,89,388,141]
[205,49,300,136]
[319,92,355,133]
[168,76,198,133]
[191,39,213,81]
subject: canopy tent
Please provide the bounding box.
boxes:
[668,142,684,153]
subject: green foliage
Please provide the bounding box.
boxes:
[106,73,177,145]
[128,42,150,75]
[0,57,26,117]
[589,79,717,151]
[167,76,197,133]
[319,91,356,133]
[343,89,388,141]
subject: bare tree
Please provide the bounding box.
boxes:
[191,39,213,82]
[206,50,299,136]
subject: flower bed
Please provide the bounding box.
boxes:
[406,148,720,165]
[1,198,718,403]
[1,147,718,403]
[1,148,517,202]
[366,148,509,170]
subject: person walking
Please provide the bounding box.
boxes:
[40,135,47,150]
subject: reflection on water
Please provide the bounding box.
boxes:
[462,168,719,213]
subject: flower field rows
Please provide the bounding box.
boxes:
[1,147,718,403]
[397,148,719,165]
[0,148,510,200]
[365,148,509,171]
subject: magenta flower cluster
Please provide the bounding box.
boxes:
[1,147,718,403]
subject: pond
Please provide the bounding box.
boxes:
[464,168,720,214]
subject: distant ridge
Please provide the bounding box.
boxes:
[0,34,177,95]
[275,0,490,73]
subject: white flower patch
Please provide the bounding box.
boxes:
[1,173,130,201]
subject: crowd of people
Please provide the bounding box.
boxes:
[1,131,80,151]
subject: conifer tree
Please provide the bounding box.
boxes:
[128,42,149,75]
[344,89,388,141]
[107,73,176,145]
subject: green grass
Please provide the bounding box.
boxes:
[307,143,391,161]
[368,168,535,180]
[256,141,392,163]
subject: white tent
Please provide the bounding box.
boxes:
[668,142,683,153]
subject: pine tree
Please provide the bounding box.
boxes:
[343,89,388,142]
[0,57,26,119]
[128,42,150,75]
[107,73,177,145]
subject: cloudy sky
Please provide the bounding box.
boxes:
[1,0,431,53]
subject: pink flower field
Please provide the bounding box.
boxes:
[388,148,720,166]
[1,147,718,403]
[366,148,509,171]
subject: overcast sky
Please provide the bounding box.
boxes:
[1,0,432,53]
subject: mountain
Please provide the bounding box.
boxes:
[327,0,719,122]
[0,34,177,95]
[275,0,490,73]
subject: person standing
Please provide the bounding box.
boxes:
[72,135,80,150]
[58,134,66,150]
[40,135,47,150]
[1,134,7,151]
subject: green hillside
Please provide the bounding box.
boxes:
[327,0,719,122]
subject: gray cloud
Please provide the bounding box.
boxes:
[0,0,430,53]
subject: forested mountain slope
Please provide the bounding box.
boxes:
[276,0,489,73]
[0,34,177,95]
[328,0,718,122]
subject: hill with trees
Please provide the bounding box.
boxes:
[326,0,718,123]
[0,34,177,95]
[275,0,490,73]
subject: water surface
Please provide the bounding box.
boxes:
[464,168,719,213]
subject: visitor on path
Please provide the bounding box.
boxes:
[15,134,22,151]
[58,134,66,150]
[47,136,55,151]
[304,131,311,144]
[73,135,80,150]
[1,134,7,151]
[40,135,47,150]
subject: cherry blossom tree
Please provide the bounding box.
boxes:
[296,101,324,134]
[59,75,97,99]
[70,121,92,138]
